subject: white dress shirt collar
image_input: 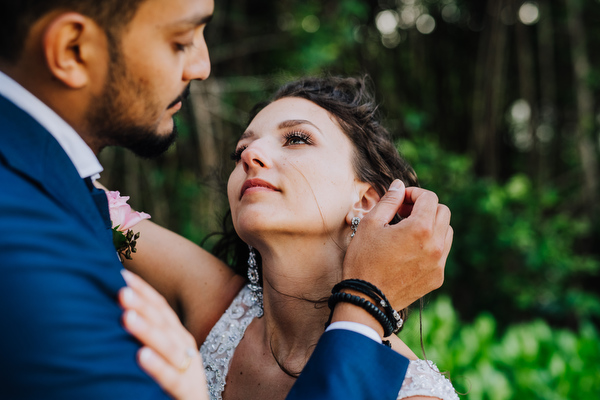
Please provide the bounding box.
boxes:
[0,70,103,179]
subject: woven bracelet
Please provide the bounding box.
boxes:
[333,279,404,334]
[343,279,403,333]
[327,292,395,337]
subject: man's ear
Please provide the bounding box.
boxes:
[43,13,106,89]
[346,182,381,224]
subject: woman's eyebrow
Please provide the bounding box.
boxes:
[239,119,321,141]
[278,119,322,133]
[238,130,254,141]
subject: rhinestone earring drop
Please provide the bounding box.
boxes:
[350,217,361,238]
[247,245,264,316]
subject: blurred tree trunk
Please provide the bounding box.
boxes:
[515,10,538,176]
[471,0,509,179]
[190,81,219,177]
[536,0,557,184]
[189,80,224,233]
[565,0,599,220]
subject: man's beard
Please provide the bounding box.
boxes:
[87,56,188,159]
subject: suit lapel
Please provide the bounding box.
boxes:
[84,177,113,230]
[0,95,110,235]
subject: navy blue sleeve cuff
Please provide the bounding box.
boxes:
[287,329,409,400]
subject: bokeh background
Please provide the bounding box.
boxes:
[99,0,600,398]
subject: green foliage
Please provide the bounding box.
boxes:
[398,135,600,326]
[277,0,370,73]
[401,296,600,399]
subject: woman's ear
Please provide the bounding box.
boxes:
[43,13,106,89]
[346,182,381,224]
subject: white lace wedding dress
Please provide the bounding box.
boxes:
[200,285,459,400]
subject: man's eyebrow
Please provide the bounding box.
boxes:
[278,119,321,133]
[169,14,213,28]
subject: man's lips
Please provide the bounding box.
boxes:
[169,101,182,111]
[167,84,191,110]
[240,179,279,198]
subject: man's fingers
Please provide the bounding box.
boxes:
[435,204,451,232]
[442,225,454,264]
[365,180,406,224]
[432,204,452,257]
[401,187,439,225]
[397,203,414,219]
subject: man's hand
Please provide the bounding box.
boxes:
[342,180,453,312]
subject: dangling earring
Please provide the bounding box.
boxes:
[350,217,361,238]
[247,245,264,316]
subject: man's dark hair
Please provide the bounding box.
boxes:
[0,0,146,63]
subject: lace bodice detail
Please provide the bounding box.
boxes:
[200,285,459,400]
[200,285,263,400]
[399,359,459,399]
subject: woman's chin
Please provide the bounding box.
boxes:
[234,216,272,240]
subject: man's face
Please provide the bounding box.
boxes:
[89,0,213,158]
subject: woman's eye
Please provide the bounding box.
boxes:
[284,132,312,146]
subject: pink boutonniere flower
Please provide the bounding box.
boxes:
[106,191,151,261]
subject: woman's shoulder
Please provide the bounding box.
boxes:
[389,336,459,400]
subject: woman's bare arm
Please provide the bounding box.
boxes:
[94,180,244,342]
[123,219,245,343]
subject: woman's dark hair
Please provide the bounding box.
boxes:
[210,76,418,332]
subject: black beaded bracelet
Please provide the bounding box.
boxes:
[327,292,395,337]
[333,280,386,310]
[333,279,404,334]
[348,279,403,333]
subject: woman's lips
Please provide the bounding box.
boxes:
[240,179,279,198]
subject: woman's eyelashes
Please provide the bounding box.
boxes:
[283,131,313,146]
[230,145,248,162]
[230,131,315,162]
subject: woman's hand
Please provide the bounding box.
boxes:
[119,269,209,400]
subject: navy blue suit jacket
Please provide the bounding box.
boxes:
[0,94,408,399]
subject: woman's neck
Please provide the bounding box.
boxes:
[254,237,346,371]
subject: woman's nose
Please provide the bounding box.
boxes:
[241,143,272,173]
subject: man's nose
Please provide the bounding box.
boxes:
[183,37,211,81]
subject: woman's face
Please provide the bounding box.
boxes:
[227,97,368,245]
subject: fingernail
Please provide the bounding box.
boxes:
[124,309,138,325]
[120,269,134,283]
[389,180,404,191]
[139,347,153,363]
[121,287,134,304]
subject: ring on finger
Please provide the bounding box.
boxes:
[178,347,196,373]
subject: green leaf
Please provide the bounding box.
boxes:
[112,228,128,252]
